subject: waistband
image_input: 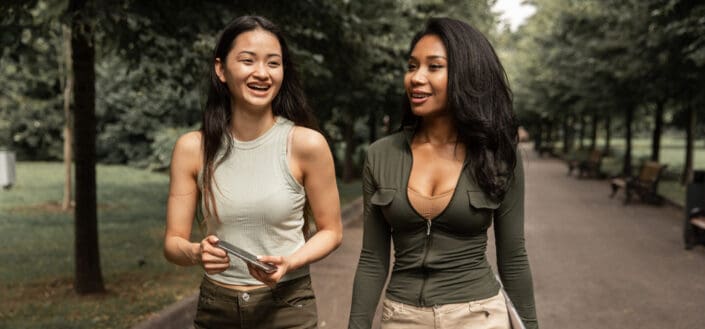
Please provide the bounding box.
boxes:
[199,275,312,304]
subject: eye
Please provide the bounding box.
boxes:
[240,58,254,64]
[268,61,281,68]
[406,62,418,71]
[429,64,444,71]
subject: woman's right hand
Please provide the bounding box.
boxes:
[197,235,230,274]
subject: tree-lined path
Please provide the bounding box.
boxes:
[135,145,705,328]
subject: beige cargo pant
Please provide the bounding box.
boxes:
[381,291,510,329]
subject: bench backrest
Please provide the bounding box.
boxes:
[588,150,603,163]
[638,161,666,185]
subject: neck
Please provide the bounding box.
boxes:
[230,105,276,142]
[416,114,457,145]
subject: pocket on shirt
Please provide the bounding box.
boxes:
[467,191,500,210]
[371,188,396,206]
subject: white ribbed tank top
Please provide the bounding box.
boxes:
[200,116,308,285]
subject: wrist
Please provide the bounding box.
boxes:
[285,254,303,271]
[190,242,201,265]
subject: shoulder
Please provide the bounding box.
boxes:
[366,131,406,159]
[172,131,203,175]
[291,126,330,159]
[173,131,203,156]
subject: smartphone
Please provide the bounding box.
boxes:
[217,240,278,273]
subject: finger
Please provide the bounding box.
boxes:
[201,241,228,258]
[204,262,230,274]
[206,235,220,244]
[257,255,283,265]
[203,253,230,264]
[247,264,269,284]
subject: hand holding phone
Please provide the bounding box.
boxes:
[216,240,278,273]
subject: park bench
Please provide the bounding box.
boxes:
[684,172,705,250]
[685,208,705,249]
[609,161,667,204]
[567,149,603,178]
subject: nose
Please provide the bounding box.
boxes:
[253,62,268,79]
[409,69,426,86]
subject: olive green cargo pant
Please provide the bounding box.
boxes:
[194,275,317,329]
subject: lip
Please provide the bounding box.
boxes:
[246,83,271,97]
[408,90,431,104]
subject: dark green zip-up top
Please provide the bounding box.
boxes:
[349,127,538,329]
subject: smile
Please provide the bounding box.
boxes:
[409,91,431,104]
[247,83,271,92]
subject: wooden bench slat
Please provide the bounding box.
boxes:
[690,217,705,230]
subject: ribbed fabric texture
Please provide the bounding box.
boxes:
[201,117,308,285]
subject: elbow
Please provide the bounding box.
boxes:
[326,227,343,252]
[163,244,176,265]
[162,237,182,266]
[334,230,343,249]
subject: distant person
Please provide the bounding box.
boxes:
[164,15,342,329]
[349,18,538,329]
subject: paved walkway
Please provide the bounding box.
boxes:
[133,145,705,329]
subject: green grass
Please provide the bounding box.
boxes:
[554,136,705,207]
[0,162,361,329]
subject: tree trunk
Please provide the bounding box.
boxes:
[342,119,356,183]
[651,100,664,162]
[562,114,571,154]
[367,111,377,143]
[534,121,544,151]
[578,114,585,150]
[681,105,695,184]
[62,24,74,211]
[590,113,598,150]
[71,0,105,295]
[604,115,612,155]
[623,106,634,177]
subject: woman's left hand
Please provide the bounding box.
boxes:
[247,255,290,287]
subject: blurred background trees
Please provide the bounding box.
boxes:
[512,0,704,181]
[0,0,496,181]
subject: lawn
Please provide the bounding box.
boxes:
[0,162,361,329]
[555,136,705,207]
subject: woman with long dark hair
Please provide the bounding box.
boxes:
[349,18,538,328]
[164,16,342,328]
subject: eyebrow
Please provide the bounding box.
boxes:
[237,51,282,58]
[408,55,447,61]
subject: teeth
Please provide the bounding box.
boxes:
[412,93,429,98]
[248,84,269,90]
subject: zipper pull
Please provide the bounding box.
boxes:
[426,220,431,236]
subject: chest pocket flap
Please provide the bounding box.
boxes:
[370,188,396,206]
[467,191,500,210]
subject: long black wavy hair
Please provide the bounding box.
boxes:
[201,15,317,221]
[401,18,518,201]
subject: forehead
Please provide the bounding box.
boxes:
[230,29,282,55]
[410,34,446,58]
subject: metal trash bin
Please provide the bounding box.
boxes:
[684,170,705,249]
[0,150,16,189]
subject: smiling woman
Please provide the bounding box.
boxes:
[214,29,284,117]
[163,16,343,329]
[349,17,538,329]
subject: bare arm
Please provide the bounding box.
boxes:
[163,131,229,274]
